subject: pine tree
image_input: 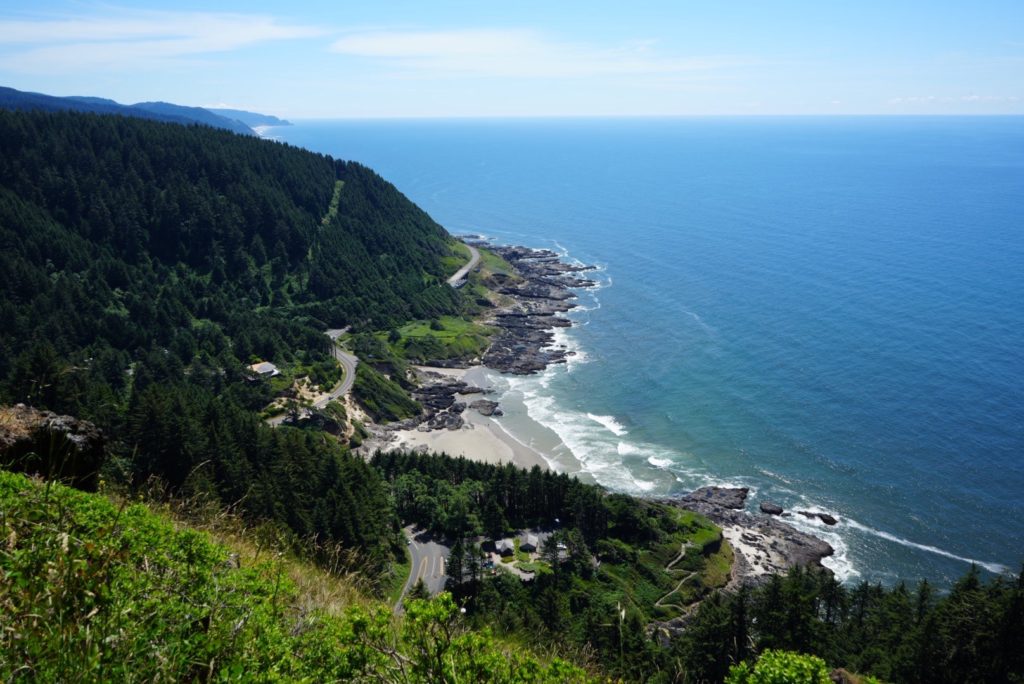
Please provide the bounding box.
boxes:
[447,538,465,588]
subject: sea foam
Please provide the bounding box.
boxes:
[508,371,672,495]
[844,519,1010,575]
[587,413,628,436]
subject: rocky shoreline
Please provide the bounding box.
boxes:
[361,241,599,446]
[361,242,837,592]
[648,485,836,639]
[468,245,836,587]
[673,486,835,588]
[474,243,597,375]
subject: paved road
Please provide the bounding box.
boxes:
[394,526,450,612]
[267,329,358,426]
[320,328,358,406]
[447,244,481,287]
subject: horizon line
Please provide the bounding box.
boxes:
[280,112,1024,122]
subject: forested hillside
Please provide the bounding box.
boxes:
[0,109,463,571]
[0,86,256,135]
[374,451,1023,683]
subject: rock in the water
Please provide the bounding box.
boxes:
[760,501,784,516]
[681,486,749,510]
[0,404,104,490]
[797,510,839,525]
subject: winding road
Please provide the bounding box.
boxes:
[322,328,358,403]
[447,244,481,287]
[266,329,358,426]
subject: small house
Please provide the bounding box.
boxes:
[249,361,281,378]
[495,539,515,556]
[520,534,539,553]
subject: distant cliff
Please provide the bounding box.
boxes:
[207,107,292,127]
[0,86,294,136]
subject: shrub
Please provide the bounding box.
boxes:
[726,649,832,684]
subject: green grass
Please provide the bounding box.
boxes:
[385,547,412,606]
[454,247,522,311]
[0,470,593,682]
[440,241,474,276]
[0,469,341,680]
[700,539,733,590]
[584,503,728,622]
[382,315,497,363]
[352,363,420,422]
[255,356,343,417]
[259,404,286,419]
[294,357,343,391]
[475,247,519,280]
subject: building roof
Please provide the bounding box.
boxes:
[495,539,515,553]
[249,361,280,376]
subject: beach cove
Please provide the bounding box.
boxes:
[357,241,596,477]
[349,239,839,588]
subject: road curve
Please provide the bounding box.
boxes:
[318,329,358,408]
[266,329,358,426]
[394,526,450,613]
[447,244,481,287]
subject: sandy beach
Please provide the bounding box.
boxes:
[388,366,551,471]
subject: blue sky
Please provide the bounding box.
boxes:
[1,1,1021,118]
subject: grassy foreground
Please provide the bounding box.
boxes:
[0,470,591,682]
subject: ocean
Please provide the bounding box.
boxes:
[273,117,1024,587]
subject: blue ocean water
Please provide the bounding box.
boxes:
[275,117,1024,586]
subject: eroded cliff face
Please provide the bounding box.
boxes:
[0,404,103,490]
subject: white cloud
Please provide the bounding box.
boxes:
[0,9,323,72]
[889,94,1020,105]
[960,94,1019,102]
[329,28,745,80]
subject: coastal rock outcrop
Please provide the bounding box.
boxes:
[760,500,784,515]
[414,381,467,411]
[673,486,834,589]
[652,487,835,640]
[798,510,839,526]
[680,486,749,510]
[0,404,104,490]
[469,399,503,417]
[475,243,597,375]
